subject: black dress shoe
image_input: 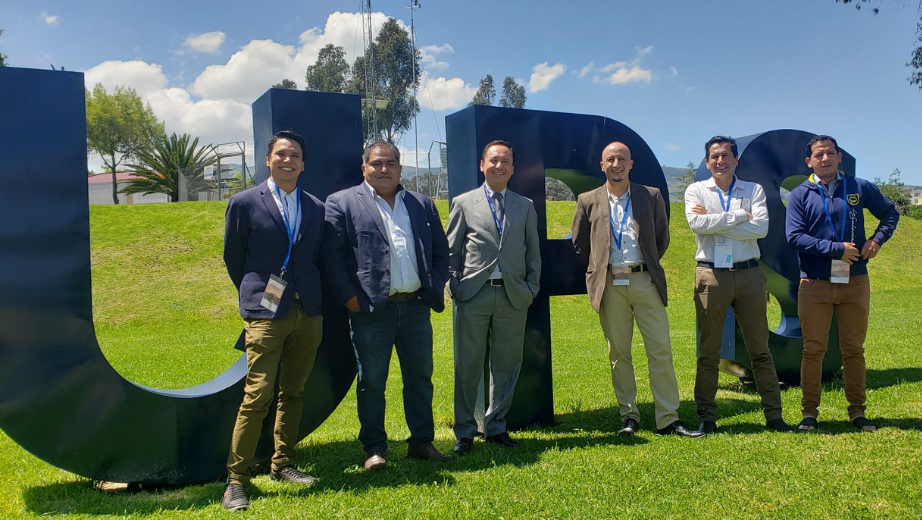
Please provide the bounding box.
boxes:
[617,417,640,435]
[766,418,794,433]
[656,420,702,438]
[453,438,474,456]
[406,443,451,462]
[484,431,518,448]
[696,421,718,436]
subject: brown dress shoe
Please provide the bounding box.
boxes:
[406,443,451,462]
[364,452,386,471]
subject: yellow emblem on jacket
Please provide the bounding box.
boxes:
[847,193,860,206]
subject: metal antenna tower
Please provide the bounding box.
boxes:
[407,0,421,190]
[362,0,378,140]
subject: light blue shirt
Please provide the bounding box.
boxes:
[607,186,644,266]
[483,183,507,279]
[267,178,301,241]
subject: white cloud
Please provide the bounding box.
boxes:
[578,62,594,78]
[145,88,252,148]
[183,31,226,54]
[594,65,652,86]
[671,67,678,77]
[83,60,169,97]
[189,40,295,102]
[419,73,476,111]
[528,62,567,93]
[589,47,654,86]
[664,143,681,152]
[187,11,398,104]
[41,12,59,26]
[420,44,453,71]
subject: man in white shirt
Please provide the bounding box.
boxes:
[685,136,791,435]
[324,141,451,470]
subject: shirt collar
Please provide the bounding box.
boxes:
[703,175,738,193]
[364,180,406,200]
[606,184,631,202]
[483,183,507,198]
[267,178,298,198]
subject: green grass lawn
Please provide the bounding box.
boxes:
[2,201,921,518]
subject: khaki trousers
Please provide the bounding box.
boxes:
[598,270,680,430]
[798,275,870,421]
[227,303,322,486]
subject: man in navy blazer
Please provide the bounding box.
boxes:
[325,141,450,470]
[222,131,325,511]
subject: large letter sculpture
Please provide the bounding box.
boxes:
[694,130,855,383]
[0,68,361,484]
[446,105,669,428]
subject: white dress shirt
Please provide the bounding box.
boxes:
[684,175,768,263]
[608,186,644,266]
[365,181,421,294]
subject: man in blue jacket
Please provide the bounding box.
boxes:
[222,131,326,511]
[785,135,899,433]
[325,141,450,470]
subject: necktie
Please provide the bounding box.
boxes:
[493,192,504,233]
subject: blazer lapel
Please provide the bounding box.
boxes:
[357,185,388,241]
[260,184,287,236]
[596,187,611,252]
[475,188,501,243]
[497,191,517,248]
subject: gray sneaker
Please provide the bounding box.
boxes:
[222,483,248,511]
[269,466,318,486]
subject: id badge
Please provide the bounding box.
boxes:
[611,265,630,286]
[830,259,850,284]
[260,274,287,312]
[714,244,733,268]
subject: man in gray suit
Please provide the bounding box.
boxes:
[571,141,698,438]
[447,140,541,454]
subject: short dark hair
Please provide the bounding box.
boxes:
[805,135,839,158]
[704,136,738,160]
[363,141,401,164]
[481,140,514,164]
[266,130,305,158]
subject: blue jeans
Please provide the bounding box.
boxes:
[350,298,435,453]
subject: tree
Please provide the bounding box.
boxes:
[499,76,527,109]
[469,74,495,106]
[836,0,922,90]
[123,133,216,202]
[85,84,164,204]
[305,44,350,93]
[0,29,7,67]
[347,18,421,143]
[874,168,912,214]
[272,79,298,89]
[677,161,698,193]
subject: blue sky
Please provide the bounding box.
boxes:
[2,0,921,184]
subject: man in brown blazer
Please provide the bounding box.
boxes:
[571,141,697,437]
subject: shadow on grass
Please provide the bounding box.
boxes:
[867,367,922,390]
[22,479,225,516]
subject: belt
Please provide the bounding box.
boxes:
[486,278,504,286]
[387,291,418,302]
[698,258,759,271]
[609,263,647,273]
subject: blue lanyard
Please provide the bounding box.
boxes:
[273,183,301,275]
[810,173,847,243]
[609,195,632,252]
[717,178,736,212]
[484,184,504,235]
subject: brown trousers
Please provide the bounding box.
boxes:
[797,275,870,421]
[693,266,784,422]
